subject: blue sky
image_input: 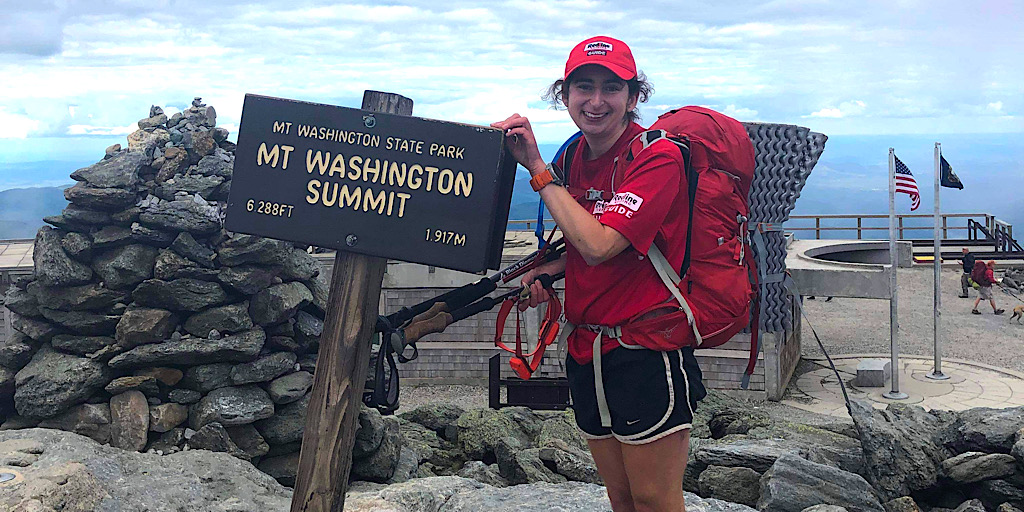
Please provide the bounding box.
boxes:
[1,0,1021,161]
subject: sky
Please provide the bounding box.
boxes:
[0,0,1022,160]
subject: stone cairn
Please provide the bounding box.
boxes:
[0,99,402,481]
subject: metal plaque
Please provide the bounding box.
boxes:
[226,94,517,273]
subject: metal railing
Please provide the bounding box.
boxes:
[783,213,1008,241]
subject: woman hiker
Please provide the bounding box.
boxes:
[972,260,1005,315]
[492,36,706,512]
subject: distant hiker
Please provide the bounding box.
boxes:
[493,36,709,512]
[971,260,1004,315]
[959,247,976,298]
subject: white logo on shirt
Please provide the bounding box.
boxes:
[608,192,644,211]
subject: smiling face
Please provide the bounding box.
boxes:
[563,64,638,143]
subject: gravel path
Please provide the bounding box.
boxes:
[800,266,1024,373]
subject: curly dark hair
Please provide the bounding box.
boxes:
[543,69,653,123]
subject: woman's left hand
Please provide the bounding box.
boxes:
[491,114,546,175]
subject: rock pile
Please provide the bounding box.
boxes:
[0,99,380,478]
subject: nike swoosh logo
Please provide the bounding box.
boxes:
[626,419,640,425]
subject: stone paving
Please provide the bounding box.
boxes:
[784,353,1024,417]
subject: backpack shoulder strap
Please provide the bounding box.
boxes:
[647,244,703,346]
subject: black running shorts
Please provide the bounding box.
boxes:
[566,346,706,445]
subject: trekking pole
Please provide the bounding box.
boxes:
[398,272,565,345]
[377,237,565,331]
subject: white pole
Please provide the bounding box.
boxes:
[886,148,908,399]
[928,143,949,380]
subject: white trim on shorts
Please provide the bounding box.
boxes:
[616,351,676,442]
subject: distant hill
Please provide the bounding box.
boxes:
[0,186,70,239]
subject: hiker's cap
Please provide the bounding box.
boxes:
[564,36,637,81]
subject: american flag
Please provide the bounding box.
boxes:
[894,154,920,210]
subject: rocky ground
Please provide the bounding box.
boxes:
[801,266,1024,373]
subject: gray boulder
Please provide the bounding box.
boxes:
[51,334,115,356]
[456,408,532,461]
[187,421,250,460]
[955,500,988,512]
[154,173,224,201]
[107,328,265,369]
[105,375,160,396]
[942,406,1024,454]
[180,363,234,393]
[14,345,111,418]
[0,332,34,369]
[354,406,386,459]
[1012,431,1024,469]
[91,224,133,249]
[758,454,884,512]
[60,204,112,225]
[191,385,275,429]
[92,244,158,290]
[940,452,1017,484]
[970,479,1024,509]
[64,182,137,210]
[168,388,202,404]
[217,234,292,266]
[258,451,300,487]
[293,310,324,351]
[61,231,93,261]
[538,443,601,483]
[4,285,40,317]
[36,403,111,444]
[849,399,951,501]
[197,154,232,178]
[149,403,188,433]
[38,307,120,335]
[70,151,144,189]
[351,416,403,483]
[694,438,804,474]
[496,441,565,485]
[0,428,291,511]
[130,222,176,246]
[230,352,296,385]
[249,282,313,326]
[400,403,466,440]
[266,371,313,404]
[115,307,179,348]
[132,278,228,312]
[184,303,253,337]
[218,264,277,294]
[458,461,509,487]
[699,465,761,507]
[12,314,59,343]
[226,424,270,460]
[110,390,150,451]
[139,197,221,234]
[254,392,309,445]
[276,247,320,281]
[33,226,93,287]
[27,281,127,312]
[171,232,217,267]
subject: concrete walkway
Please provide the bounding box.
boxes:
[784,353,1024,417]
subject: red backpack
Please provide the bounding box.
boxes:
[554,106,758,370]
[971,261,991,286]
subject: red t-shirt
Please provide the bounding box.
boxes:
[564,122,689,364]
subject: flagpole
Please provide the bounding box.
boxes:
[886,148,908,400]
[928,142,949,381]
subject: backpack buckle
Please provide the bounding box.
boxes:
[586,188,604,201]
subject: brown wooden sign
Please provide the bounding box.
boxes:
[226,94,517,272]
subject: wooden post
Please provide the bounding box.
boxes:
[290,91,413,512]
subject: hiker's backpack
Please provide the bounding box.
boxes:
[554,106,757,355]
[972,261,991,286]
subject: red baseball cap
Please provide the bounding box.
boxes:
[564,36,637,81]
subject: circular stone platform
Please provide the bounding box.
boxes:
[784,354,1024,417]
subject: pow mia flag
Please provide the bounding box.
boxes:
[940,155,964,189]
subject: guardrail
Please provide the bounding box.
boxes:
[782,213,1009,241]
[511,214,1013,242]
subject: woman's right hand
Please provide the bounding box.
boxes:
[518,268,552,311]
[491,114,546,176]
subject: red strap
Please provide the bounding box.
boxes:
[493,288,562,380]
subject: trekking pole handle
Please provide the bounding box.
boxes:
[402,311,454,344]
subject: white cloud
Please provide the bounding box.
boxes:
[808,100,866,119]
[0,108,41,138]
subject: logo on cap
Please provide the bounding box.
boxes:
[584,41,613,55]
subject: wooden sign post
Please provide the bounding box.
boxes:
[224,89,518,511]
[290,91,410,511]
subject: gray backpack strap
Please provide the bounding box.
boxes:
[647,243,703,347]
